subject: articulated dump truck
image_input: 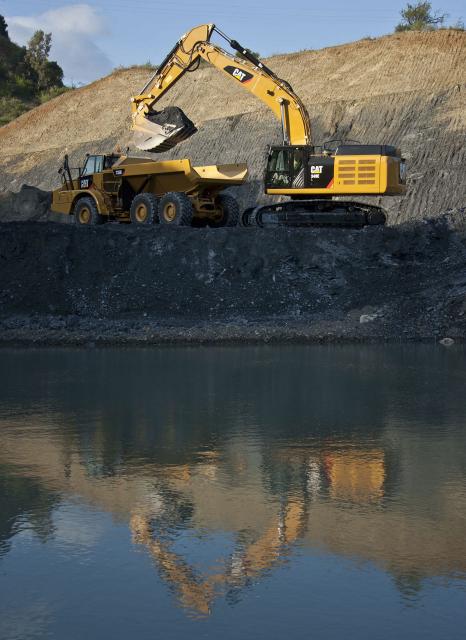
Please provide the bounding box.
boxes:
[51,152,248,227]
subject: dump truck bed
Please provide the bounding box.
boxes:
[114,157,248,188]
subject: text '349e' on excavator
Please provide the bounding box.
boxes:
[130,24,406,228]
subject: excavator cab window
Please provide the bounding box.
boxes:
[266,148,291,187]
[266,147,307,188]
[291,148,305,188]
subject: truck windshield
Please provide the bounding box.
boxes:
[81,155,104,176]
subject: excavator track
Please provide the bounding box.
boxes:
[241,200,387,228]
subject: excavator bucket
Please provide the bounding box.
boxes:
[132,107,197,152]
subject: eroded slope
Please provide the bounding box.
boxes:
[0,29,465,223]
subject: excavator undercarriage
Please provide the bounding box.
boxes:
[242,200,386,228]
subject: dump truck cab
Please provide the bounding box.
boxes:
[51,153,248,227]
[79,154,120,180]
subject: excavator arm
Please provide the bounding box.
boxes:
[131,24,311,152]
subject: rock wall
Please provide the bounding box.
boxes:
[0,220,465,343]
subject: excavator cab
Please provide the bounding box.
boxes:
[265,144,406,197]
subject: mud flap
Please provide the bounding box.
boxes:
[132,107,197,152]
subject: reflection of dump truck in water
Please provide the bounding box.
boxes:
[51,152,248,226]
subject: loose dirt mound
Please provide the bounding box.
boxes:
[0,29,465,223]
[0,220,465,344]
[0,185,51,222]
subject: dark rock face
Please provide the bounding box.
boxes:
[0,218,465,344]
[0,185,51,222]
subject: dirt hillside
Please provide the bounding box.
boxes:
[0,29,465,223]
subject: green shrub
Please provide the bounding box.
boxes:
[395,2,448,32]
[38,86,72,103]
[0,97,32,125]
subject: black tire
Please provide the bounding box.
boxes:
[210,194,240,227]
[73,197,104,225]
[158,192,193,226]
[130,193,159,225]
[240,206,255,227]
[366,209,387,226]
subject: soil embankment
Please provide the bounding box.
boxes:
[1,218,465,345]
[0,29,465,223]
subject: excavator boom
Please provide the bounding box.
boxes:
[131,24,311,152]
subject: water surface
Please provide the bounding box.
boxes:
[0,345,465,639]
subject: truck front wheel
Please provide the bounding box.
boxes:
[130,193,159,225]
[74,197,104,225]
[158,192,193,226]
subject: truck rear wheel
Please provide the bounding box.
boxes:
[74,197,104,225]
[158,192,193,226]
[210,194,240,227]
[130,193,159,225]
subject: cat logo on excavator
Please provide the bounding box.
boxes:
[223,65,254,83]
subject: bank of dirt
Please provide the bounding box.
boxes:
[0,29,465,224]
[0,218,465,345]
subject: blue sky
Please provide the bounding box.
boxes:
[1,0,464,84]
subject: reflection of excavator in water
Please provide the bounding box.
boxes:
[131,24,406,227]
[128,446,384,616]
[131,498,306,616]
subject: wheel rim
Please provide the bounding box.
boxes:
[135,203,148,222]
[79,206,91,224]
[162,202,176,222]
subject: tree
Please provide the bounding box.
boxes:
[26,30,52,68]
[0,22,67,125]
[42,60,64,90]
[395,2,447,32]
[25,30,63,90]
[0,14,9,39]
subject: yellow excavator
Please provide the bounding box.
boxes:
[130,24,406,227]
